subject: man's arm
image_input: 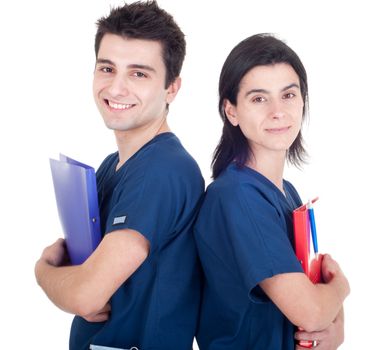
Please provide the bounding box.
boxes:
[35,229,150,318]
[260,254,350,332]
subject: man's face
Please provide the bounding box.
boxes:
[93,34,176,132]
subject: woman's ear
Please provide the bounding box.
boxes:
[223,99,239,126]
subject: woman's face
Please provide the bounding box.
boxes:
[224,63,304,159]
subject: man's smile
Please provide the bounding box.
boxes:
[105,99,136,110]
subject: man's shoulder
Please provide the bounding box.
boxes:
[97,152,118,175]
[142,133,202,179]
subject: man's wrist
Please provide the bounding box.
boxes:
[35,257,55,284]
[35,258,45,286]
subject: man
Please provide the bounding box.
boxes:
[35,2,204,349]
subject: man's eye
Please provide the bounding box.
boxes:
[100,67,113,73]
[252,96,266,103]
[133,71,147,78]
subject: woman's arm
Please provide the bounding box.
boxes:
[259,254,349,332]
[295,307,345,350]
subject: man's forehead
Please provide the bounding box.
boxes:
[98,34,163,63]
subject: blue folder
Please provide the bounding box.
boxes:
[49,154,101,265]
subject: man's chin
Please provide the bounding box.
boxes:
[103,120,135,132]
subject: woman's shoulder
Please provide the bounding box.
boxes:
[206,164,270,203]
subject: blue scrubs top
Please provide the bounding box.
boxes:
[194,163,304,350]
[69,133,204,350]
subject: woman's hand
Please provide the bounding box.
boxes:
[321,254,343,283]
[294,254,347,349]
[295,307,345,349]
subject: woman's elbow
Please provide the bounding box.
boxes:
[295,304,330,332]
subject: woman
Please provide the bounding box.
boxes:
[194,34,350,349]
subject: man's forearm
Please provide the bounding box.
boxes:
[35,230,149,317]
[35,258,93,316]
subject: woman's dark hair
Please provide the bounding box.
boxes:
[95,1,185,88]
[212,33,309,179]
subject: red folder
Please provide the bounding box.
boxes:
[293,199,323,348]
[293,198,322,284]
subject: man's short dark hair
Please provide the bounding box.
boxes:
[95,1,186,88]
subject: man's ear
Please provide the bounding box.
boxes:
[165,77,182,105]
[223,99,239,126]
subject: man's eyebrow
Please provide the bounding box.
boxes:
[96,58,115,66]
[127,64,156,72]
[95,59,156,72]
[245,83,300,97]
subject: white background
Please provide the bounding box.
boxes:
[1,0,384,348]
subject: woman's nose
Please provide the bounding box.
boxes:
[268,100,285,120]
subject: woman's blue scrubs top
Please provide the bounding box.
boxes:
[195,163,304,350]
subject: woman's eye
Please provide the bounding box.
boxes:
[283,92,295,99]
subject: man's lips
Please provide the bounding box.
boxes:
[104,99,136,110]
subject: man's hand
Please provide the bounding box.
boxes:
[39,238,70,266]
[83,303,111,323]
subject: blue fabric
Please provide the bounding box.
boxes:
[69,133,204,350]
[194,163,304,350]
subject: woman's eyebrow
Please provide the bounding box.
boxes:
[245,83,300,97]
[245,88,269,97]
[281,83,300,92]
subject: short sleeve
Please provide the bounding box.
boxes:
[104,167,183,250]
[199,182,303,303]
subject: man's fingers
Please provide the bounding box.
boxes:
[83,303,111,322]
[83,312,109,323]
[99,303,111,313]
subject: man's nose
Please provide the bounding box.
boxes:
[108,74,129,97]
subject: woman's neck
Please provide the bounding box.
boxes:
[246,150,286,193]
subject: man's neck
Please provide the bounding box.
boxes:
[114,119,170,171]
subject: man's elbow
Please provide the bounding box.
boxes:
[71,287,107,318]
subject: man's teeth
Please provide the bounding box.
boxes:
[108,101,133,110]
